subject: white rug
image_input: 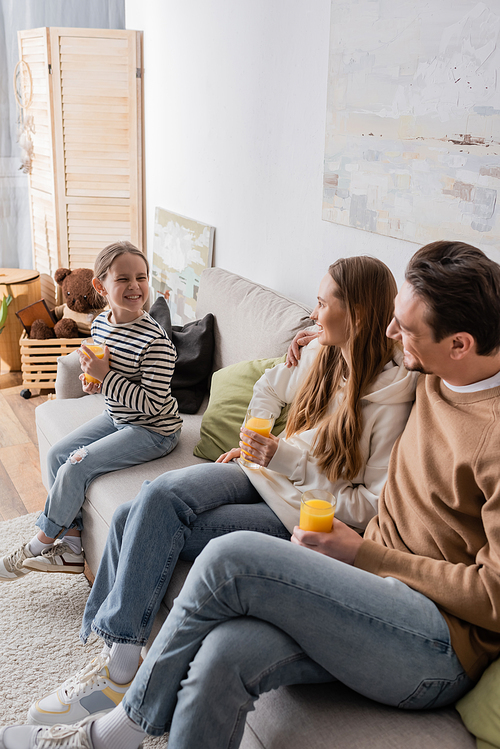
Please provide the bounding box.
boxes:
[0,513,167,747]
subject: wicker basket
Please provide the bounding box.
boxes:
[20,332,83,391]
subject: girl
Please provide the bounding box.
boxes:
[0,241,182,581]
[22,256,418,733]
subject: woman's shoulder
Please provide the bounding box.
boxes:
[363,351,419,405]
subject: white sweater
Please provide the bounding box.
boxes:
[239,338,418,532]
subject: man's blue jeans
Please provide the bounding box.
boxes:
[36,411,180,539]
[80,462,290,645]
[122,532,474,749]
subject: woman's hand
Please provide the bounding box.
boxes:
[216,448,241,463]
[79,344,110,384]
[285,329,318,367]
[291,519,363,566]
[239,427,279,468]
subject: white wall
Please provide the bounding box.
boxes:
[125,0,420,307]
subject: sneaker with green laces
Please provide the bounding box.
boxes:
[0,542,34,581]
[0,715,98,749]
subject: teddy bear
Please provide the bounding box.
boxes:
[30,267,107,340]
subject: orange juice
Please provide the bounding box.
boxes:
[239,410,275,469]
[244,416,273,438]
[82,339,105,384]
[299,492,336,532]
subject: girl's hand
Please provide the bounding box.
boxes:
[291,519,363,566]
[239,428,279,468]
[79,344,111,384]
[79,373,101,394]
[216,448,241,463]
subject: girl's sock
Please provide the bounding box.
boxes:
[62,535,82,554]
[28,535,53,557]
[108,642,142,684]
[91,703,146,749]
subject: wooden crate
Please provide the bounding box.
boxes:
[20,332,83,390]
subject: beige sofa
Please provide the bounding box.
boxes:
[35,267,475,749]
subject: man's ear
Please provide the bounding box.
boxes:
[92,277,106,296]
[449,332,475,360]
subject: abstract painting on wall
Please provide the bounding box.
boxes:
[152,208,215,325]
[323,0,500,246]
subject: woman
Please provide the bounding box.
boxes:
[20,257,418,738]
[217,256,417,530]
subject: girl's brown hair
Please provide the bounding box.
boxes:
[94,241,149,281]
[285,256,397,482]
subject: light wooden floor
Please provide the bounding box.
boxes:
[0,371,49,521]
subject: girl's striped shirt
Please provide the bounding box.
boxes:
[91,310,182,436]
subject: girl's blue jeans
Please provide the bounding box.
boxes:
[80,461,290,645]
[121,532,474,749]
[36,411,180,539]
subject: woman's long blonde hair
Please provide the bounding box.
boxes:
[285,256,397,482]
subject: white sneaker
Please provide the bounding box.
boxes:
[27,654,131,726]
[0,715,97,749]
[0,542,34,581]
[23,542,85,575]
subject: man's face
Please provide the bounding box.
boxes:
[386,281,452,376]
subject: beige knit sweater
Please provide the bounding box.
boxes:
[355,374,500,681]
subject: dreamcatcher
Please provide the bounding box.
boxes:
[13,59,35,174]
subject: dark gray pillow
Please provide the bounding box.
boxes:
[149,296,173,338]
[149,297,215,414]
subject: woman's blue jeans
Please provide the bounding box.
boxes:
[36,411,180,539]
[122,532,474,749]
[80,462,290,645]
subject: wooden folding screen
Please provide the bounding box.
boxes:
[17,28,144,305]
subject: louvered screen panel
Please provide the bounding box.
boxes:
[18,29,59,305]
[59,35,131,199]
[50,28,143,269]
[67,203,132,270]
[31,189,58,274]
[18,27,144,287]
[19,31,54,195]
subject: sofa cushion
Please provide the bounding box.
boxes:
[193,356,288,461]
[243,682,475,749]
[195,268,312,371]
[456,657,500,749]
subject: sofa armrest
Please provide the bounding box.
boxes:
[55,350,87,400]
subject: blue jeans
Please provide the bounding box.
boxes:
[80,462,290,645]
[122,532,474,749]
[36,411,180,539]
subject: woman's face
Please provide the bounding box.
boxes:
[310,273,350,348]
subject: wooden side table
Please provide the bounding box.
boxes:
[0,269,41,372]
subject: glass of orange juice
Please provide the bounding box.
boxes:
[81,338,105,384]
[238,409,276,469]
[299,490,336,532]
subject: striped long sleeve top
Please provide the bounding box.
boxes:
[91,310,182,436]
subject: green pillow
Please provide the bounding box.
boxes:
[456,658,500,749]
[194,355,289,461]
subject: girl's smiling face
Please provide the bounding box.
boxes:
[94,253,149,324]
[310,273,350,349]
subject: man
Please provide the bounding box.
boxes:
[2,240,500,749]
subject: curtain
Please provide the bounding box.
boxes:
[0,0,125,270]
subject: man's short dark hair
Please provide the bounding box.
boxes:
[405,241,500,356]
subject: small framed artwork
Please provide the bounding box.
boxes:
[152,208,215,325]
